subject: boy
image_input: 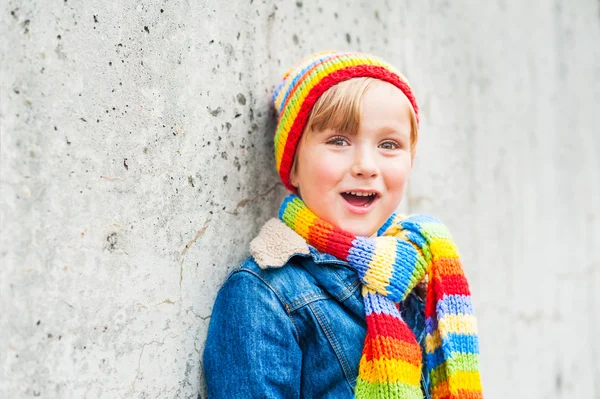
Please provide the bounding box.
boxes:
[203,51,482,399]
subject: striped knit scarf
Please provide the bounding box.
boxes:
[279,194,483,399]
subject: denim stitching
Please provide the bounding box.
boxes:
[335,279,361,302]
[287,279,360,311]
[309,302,355,391]
[231,269,301,343]
[331,267,353,288]
[288,292,329,311]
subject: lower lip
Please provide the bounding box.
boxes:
[340,195,379,215]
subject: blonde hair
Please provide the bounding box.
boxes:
[292,77,419,175]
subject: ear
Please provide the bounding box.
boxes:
[289,166,299,188]
[289,156,300,188]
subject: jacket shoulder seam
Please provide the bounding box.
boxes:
[229,268,301,342]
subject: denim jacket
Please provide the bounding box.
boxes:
[203,218,430,398]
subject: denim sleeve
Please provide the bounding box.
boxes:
[203,270,302,398]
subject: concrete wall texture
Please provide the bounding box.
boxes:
[1,0,599,398]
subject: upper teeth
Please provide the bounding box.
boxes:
[345,191,376,197]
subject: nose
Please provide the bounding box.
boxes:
[350,146,379,178]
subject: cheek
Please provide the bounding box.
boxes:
[382,158,412,193]
[299,151,344,193]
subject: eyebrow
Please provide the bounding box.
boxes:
[367,126,411,139]
[311,124,410,138]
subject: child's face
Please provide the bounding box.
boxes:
[290,81,414,237]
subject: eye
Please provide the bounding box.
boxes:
[379,140,400,150]
[326,136,350,146]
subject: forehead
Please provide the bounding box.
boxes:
[358,81,413,134]
[304,77,414,139]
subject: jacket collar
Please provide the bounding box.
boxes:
[250,218,349,269]
[250,218,428,302]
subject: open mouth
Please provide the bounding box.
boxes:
[340,191,379,208]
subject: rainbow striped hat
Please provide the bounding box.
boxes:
[272,51,420,192]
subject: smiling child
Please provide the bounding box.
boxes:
[289,77,416,237]
[203,51,483,399]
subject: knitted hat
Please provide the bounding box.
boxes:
[272,51,420,192]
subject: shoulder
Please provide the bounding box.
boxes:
[216,217,352,312]
[221,255,323,311]
[224,217,325,308]
[204,260,305,363]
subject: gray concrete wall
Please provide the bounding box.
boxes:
[1,0,598,398]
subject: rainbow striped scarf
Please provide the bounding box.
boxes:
[279,195,483,399]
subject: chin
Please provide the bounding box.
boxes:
[338,222,377,237]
